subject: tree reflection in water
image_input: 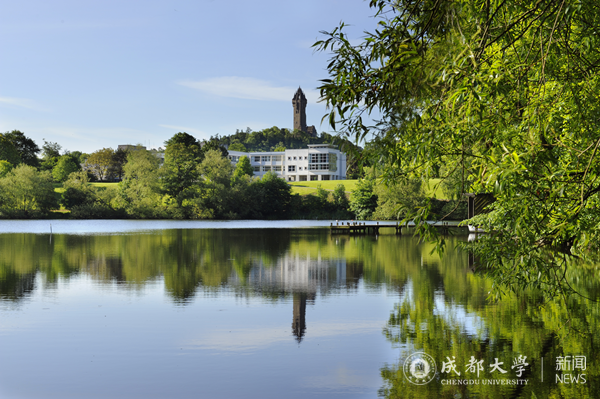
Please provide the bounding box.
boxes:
[0,229,598,398]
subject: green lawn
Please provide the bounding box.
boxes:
[289,179,358,196]
[288,178,450,199]
[90,182,119,189]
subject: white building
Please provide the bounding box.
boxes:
[228,144,347,182]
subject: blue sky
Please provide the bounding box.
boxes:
[1,0,377,154]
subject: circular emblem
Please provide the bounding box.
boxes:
[403,352,436,385]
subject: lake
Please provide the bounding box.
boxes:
[0,220,597,398]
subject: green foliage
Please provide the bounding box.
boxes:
[0,160,13,178]
[161,134,202,207]
[315,185,329,203]
[111,148,129,180]
[272,142,286,152]
[3,130,40,167]
[0,164,57,216]
[373,178,425,220]
[52,154,81,182]
[255,171,292,219]
[116,149,163,218]
[349,178,378,220]
[0,134,21,166]
[40,140,62,171]
[315,0,600,296]
[228,141,246,152]
[84,148,115,181]
[233,155,254,178]
[212,126,339,152]
[200,136,228,158]
[194,149,234,219]
[60,170,96,209]
[332,184,350,210]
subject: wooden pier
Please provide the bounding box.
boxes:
[330,221,459,235]
[330,222,401,235]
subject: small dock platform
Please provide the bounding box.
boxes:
[330,222,401,235]
[330,221,461,235]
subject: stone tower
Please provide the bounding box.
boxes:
[292,87,307,133]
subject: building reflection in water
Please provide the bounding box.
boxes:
[233,252,354,343]
[292,292,315,342]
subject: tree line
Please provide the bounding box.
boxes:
[0,131,355,219]
[0,129,467,220]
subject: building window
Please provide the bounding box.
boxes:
[288,157,291,160]
[310,175,318,181]
[253,156,261,163]
[304,156,307,160]
[321,175,330,180]
[273,165,282,171]
[263,166,271,172]
[253,166,260,172]
[293,156,297,160]
[309,153,328,163]
[261,156,271,162]
[288,165,296,172]
[299,175,308,181]
[273,155,282,162]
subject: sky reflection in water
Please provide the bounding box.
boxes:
[0,222,597,399]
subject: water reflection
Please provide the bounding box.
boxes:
[0,227,598,398]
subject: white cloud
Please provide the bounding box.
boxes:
[178,77,321,103]
[0,96,44,111]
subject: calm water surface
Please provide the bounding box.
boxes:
[0,221,598,398]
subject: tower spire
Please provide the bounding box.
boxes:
[292,87,307,133]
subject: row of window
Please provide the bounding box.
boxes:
[253,165,283,172]
[252,155,284,163]
[238,153,336,164]
[251,165,332,173]
[288,165,329,172]
[293,175,332,182]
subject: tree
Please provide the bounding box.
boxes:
[201,136,228,158]
[60,170,96,209]
[349,178,378,220]
[315,0,600,297]
[52,154,81,182]
[3,130,40,167]
[111,148,129,180]
[196,149,234,218]
[228,141,247,152]
[0,164,57,215]
[0,134,21,165]
[255,172,292,219]
[116,148,162,218]
[332,184,349,211]
[84,148,115,181]
[233,156,254,178]
[162,133,203,206]
[373,178,426,220]
[39,140,62,171]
